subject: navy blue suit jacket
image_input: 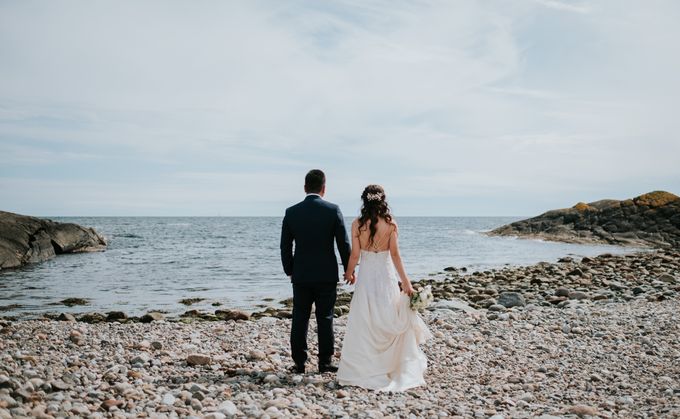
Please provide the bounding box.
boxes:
[280,195,351,284]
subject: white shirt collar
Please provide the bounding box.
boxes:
[306,193,322,198]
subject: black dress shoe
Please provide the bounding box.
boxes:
[318,363,339,373]
[289,364,305,374]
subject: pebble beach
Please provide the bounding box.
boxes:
[2,249,680,418]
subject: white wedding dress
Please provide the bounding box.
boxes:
[337,244,432,391]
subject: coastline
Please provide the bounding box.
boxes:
[1,215,637,319]
[0,247,665,324]
[1,249,679,417]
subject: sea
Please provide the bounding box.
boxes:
[0,217,635,318]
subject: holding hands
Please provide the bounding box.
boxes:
[344,270,356,285]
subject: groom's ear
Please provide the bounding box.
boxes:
[320,184,326,196]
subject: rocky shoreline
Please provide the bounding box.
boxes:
[0,211,107,270]
[7,248,676,325]
[488,191,680,248]
[1,250,679,418]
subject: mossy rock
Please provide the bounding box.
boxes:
[78,312,106,324]
[140,312,165,323]
[0,304,22,312]
[337,292,353,305]
[215,309,251,321]
[621,199,635,207]
[179,310,217,321]
[573,202,595,212]
[489,190,680,247]
[275,310,292,319]
[106,311,128,322]
[633,191,679,207]
[333,305,350,317]
[60,298,90,307]
[179,298,205,306]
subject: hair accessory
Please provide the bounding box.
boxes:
[366,192,383,201]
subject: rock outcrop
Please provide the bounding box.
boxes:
[488,191,680,248]
[0,211,106,270]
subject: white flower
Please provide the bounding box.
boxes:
[410,285,433,311]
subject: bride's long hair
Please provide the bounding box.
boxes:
[357,184,393,246]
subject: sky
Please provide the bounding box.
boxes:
[1,0,679,216]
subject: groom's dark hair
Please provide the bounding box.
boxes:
[305,169,325,193]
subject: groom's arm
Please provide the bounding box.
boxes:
[280,210,294,277]
[334,206,351,272]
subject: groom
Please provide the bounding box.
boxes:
[280,169,352,374]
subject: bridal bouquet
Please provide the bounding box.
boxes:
[409,285,434,311]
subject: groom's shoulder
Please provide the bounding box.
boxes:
[284,198,321,213]
[319,199,342,213]
[285,201,304,214]
[285,198,340,214]
[320,198,338,208]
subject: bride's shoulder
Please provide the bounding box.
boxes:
[351,218,360,230]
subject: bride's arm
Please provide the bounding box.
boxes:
[388,221,415,296]
[344,220,361,284]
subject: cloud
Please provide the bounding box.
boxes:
[529,0,591,14]
[1,0,679,215]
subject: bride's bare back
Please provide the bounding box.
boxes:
[353,217,396,253]
[347,216,414,295]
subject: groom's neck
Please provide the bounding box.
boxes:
[304,185,326,197]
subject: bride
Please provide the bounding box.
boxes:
[337,184,432,391]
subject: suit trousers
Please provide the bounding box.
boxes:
[290,282,337,366]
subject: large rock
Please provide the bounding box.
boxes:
[186,353,211,366]
[497,292,526,308]
[0,211,106,270]
[488,191,680,248]
[139,312,164,323]
[215,309,251,321]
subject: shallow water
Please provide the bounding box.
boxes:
[0,216,635,317]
